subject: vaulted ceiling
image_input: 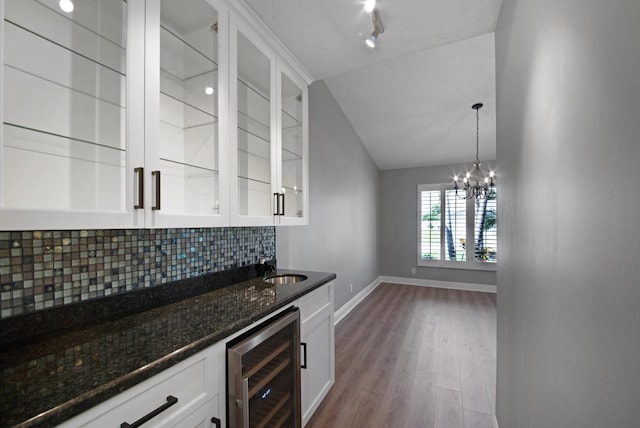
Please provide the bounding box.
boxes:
[245,0,503,170]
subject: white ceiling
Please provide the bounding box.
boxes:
[244,0,503,170]
[325,33,496,170]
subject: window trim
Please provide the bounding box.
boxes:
[417,183,497,271]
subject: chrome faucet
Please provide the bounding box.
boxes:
[263,263,276,281]
[257,256,276,279]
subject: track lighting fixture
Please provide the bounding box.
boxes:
[364,0,376,13]
[365,29,380,48]
[59,0,74,13]
[364,8,384,48]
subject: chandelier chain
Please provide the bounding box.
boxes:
[476,107,480,162]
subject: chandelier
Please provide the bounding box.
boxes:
[454,103,495,199]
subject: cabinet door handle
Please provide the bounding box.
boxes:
[301,342,307,369]
[152,170,161,210]
[273,193,280,216]
[120,395,178,428]
[134,167,144,209]
[279,193,285,216]
[211,416,221,427]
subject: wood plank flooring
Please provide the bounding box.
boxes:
[307,283,496,428]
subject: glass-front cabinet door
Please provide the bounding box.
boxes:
[230,19,276,226]
[0,0,308,230]
[278,66,308,225]
[144,0,228,227]
[0,0,145,229]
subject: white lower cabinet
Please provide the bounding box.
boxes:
[171,397,221,428]
[298,281,335,426]
[59,283,334,428]
[59,342,223,428]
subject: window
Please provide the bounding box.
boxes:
[418,184,497,269]
[474,188,497,262]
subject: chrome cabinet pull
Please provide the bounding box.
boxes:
[152,170,161,210]
[134,167,144,209]
[120,395,178,428]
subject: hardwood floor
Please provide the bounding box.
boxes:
[306,283,497,428]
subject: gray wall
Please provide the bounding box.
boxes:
[495,1,640,427]
[379,164,497,286]
[277,81,380,312]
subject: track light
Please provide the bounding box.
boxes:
[59,0,74,13]
[364,8,384,49]
[364,0,376,13]
[365,29,380,48]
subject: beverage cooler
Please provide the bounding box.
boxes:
[227,308,302,428]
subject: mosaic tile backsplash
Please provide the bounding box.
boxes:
[0,227,275,319]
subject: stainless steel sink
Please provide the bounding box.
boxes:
[263,274,308,285]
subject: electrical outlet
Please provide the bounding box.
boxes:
[411,267,416,275]
[350,283,353,293]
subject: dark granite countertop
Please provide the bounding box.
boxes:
[0,268,336,427]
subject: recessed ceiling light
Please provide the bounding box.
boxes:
[364,0,376,13]
[59,0,74,13]
[205,86,214,95]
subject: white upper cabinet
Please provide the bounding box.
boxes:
[229,18,277,226]
[0,0,309,230]
[0,0,145,230]
[144,0,230,227]
[229,14,309,226]
[277,64,309,226]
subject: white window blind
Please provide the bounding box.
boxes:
[418,184,497,269]
[420,190,441,261]
[474,188,497,262]
[445,189,466,261]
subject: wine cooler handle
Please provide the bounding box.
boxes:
[152,170,161,210]
[134,167,144,209]
[120,395,177,428]
[211,416,221,427]
[242,377,249,428]
[301,342,308,369]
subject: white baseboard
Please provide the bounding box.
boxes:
[334,277,382,325]
[379,276,497,293]
[493,415,499,428]
[334,275,494,326]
